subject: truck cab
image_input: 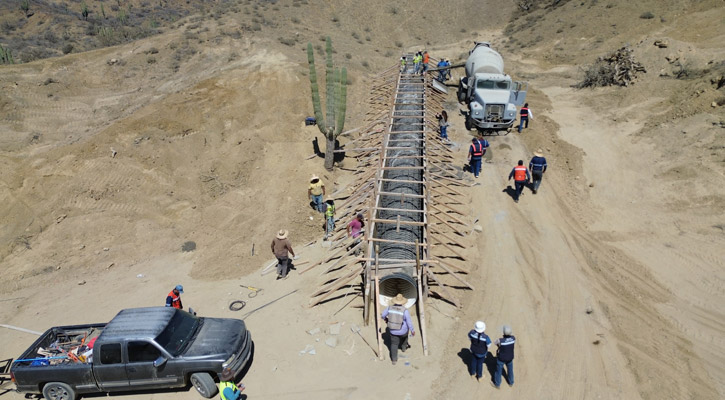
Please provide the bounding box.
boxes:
[457,42,528,134]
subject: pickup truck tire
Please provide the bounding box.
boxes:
[42,382,76,400]
[190,372,218,398]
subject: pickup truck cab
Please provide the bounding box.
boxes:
[10,307,252,400]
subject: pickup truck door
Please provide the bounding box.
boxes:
[125,341,183,389]
[93,343,129,390]
[509,81,528,106]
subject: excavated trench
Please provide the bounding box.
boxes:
[376,67,425,307]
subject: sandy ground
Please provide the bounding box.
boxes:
[1,3,724,400]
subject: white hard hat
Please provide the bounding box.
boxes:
[474,321,486,333]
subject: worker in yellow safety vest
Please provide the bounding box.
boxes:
[218,369,244,400]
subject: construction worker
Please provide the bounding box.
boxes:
[413,52,422,74]
[271,229,296,280]
[493,325,516,389]
[467,137,486,178]
[529,148,548,194]
[518,102,533,133]
[324,199,335,240]
[400,56,407,73]
[468,321,491,382]
[165,285,184,309]
[346,213,365,253]
[382,293,415,365]
[218,368,245,400]
[308,175,325,213]
[435,110,449,140]
[508,160,530,203]
[422,51,430,74]
[436,58,447,82]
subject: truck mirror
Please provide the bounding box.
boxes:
[153,356,168,368]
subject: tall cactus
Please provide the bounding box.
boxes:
[307,36,347,170]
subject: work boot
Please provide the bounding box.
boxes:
[392,360,397,365]
[276,274,282,280]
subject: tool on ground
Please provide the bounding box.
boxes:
[229,300,247,311]
[239,284,263,298]
[241,289,299,320]
[350,324,378,357]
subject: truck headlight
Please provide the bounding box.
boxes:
[222,354,237,369]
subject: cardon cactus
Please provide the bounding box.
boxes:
[307,37,347,170]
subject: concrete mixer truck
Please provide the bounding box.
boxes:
[457,42,528,134]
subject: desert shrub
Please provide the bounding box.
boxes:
[345,53,351,59]
[291,17,299,23]
[361,60,369,68]
[62,44,73,54]
[365,36,371,42]
[364,26,371,32]
[331,15,339,22]
[44,31,58,43]
[640,12,654,19]
[395,41,402,48]
[147,56,156,63]
[279,37,295,46]
[389,6,398,14]
[351,32,359,39]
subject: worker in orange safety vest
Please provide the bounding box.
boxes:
[507,160,530,203]
[165,285,184,309]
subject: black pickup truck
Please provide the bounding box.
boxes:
[9,307,252,400]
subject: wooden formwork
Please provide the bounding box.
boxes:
[305,60,474,358]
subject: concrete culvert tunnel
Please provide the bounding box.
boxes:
[377,65,425,309]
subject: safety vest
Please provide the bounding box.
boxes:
[514,165,527,181]
[386,305,406,331]
[219,381,238,400]
[325,203,335,218]
[520,107,529,117]
[167,290,181,309]
[469,330,490,355]
[414,55,421,64]
[471,141,483,157]
[400,59,406,66]
[496,335,516,362]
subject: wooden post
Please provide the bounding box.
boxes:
[363,264,370,326]
[374,245,385,361]
[415,240,429,356]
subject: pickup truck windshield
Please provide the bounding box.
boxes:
[155,311,199,357]
[476,80,510,90]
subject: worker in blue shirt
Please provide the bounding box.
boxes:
[529,148,548,194]
[218,369,244,400]
[508,160,531,203]
[382,293,415,365]
[468,321,491,381]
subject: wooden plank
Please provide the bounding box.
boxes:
[374,248,385,361]
[429,212,466,235]
[372,218,426,227]
[309,266,364,307]
[435,261,475,290]
[415,241,429,356]
[320,241,364,275]
[425,269,460,308]
[429,203,469,226]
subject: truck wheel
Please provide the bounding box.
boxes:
[190,372,218,399]
[464,116,473,131]
[457,87,466,103]
[42,382,77,400]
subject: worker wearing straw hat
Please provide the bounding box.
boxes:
[308,175,326,213]
[271,229,296,280]
[381,293,415,365]
[529,148,548,194]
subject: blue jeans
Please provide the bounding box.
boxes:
[325,216,335,238]
[514,180,526,201]
[494,359,514,386]
[311,194,324,212]
[470,157,482,177]
[468,352,486,378]
[518,116,528,132]
[414,63,421,74]
[440,125,448,139]
[532,170,543,191]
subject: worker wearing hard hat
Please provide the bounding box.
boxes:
[165,285,184,309]
[468,321,491,381]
